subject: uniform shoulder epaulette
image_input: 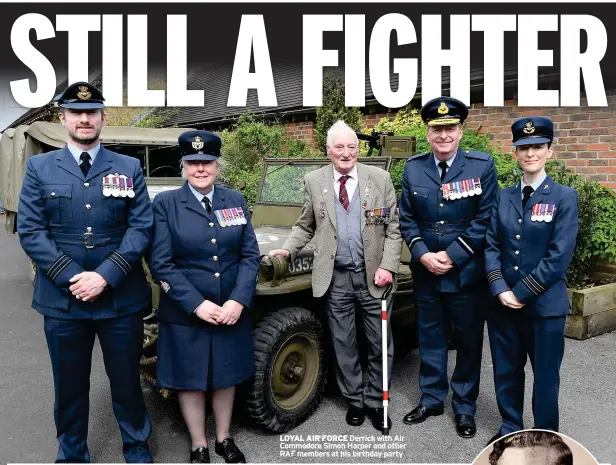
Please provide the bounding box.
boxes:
[463,150,491,161]
[407,152,429,162]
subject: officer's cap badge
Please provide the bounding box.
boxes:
[77,86,91,100]
[437,102,450,115]
[192,136,205,150]
[523,121,536,134]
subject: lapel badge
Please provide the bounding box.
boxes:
[523,121,536,134]
[192,136,204,150]
[438,101,449,115]
[544,184,548,190]
[77,85,91,100]
[319,201,326,218]
[160,281,171,293]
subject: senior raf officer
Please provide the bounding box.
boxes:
[269,120,402,433]
[17,82,153,463]
[399,97,497,438]
[485,117,578,443]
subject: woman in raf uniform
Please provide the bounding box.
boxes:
[484,117,579,445]
[149,130,260,463]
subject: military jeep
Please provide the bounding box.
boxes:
[233,155,417,432]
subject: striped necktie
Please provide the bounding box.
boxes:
[339,175,350,211]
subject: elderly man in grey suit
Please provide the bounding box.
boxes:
[270,120,402,432]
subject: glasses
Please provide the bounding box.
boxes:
[332,144,358,154]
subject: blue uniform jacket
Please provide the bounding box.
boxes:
[399,148,498,291]
[17,146,153,319]
[485,175,578,317]
[149,182,260,326]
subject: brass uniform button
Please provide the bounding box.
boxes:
[518,219,522,224]
[514,266,519,271]
[213,256,218,261]
[214,272,220,278]
[51,192,56,197]
[439,203,444,208]
[515,235,521,240]
[515,251,520,255]
[209,222,215,228]
[211,239,217,244]
[84,182,90,188]
[86,204,92,210]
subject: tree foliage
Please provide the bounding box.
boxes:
[314,73,363,153]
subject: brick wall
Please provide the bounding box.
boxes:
[278,92,616,191]
[363,112,398,129]
[466,91,616,190]
[282,121,316,145]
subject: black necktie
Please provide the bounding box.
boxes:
[80,152,91,176]
[438,161,448,182]
[522,185,534,208]
[201,196,211,213]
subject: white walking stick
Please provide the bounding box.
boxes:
[381,283,393,435]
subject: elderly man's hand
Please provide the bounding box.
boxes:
[374,268,393,287]
[268,249,290,258]
[69,272,107,302]
[195,300,223,325]
[419,253,453,275]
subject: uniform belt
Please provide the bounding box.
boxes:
[50,230,125,248]
[420,221,469,236]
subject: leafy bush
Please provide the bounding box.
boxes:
[314,73,363,153]
[219,115,324,206]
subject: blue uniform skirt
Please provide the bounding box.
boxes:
[156,319,255,391]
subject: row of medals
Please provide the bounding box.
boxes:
[531,204,556,223]
[215,208,247,227]
[102,174,135,198]
[442,178,482,200]
[365,207,391,225]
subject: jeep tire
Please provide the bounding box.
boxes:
[246,307,327,432]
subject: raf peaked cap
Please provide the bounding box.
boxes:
[421,97,469,126]
[54,81,105,109]
[179,130,222,162]
[511,116,553,146]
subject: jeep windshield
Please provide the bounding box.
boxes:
[256,157,391,207]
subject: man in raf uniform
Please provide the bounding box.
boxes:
[484,117,578,443]
[17,82,153,463]
[399,97,498,438]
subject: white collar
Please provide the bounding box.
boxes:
[333,164,358,182]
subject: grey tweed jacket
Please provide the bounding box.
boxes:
[283,162,402,298]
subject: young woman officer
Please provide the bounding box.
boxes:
[484,116,579,444]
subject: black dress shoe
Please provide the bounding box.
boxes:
[402,405,444,425]
[364,407,392,433]
[455,414,477,439]
[215,438,246,463]
[486,433,502,446]
[190,446,210,463]
[346,405,365,426]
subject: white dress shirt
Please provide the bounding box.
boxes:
[333,165,358,201]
